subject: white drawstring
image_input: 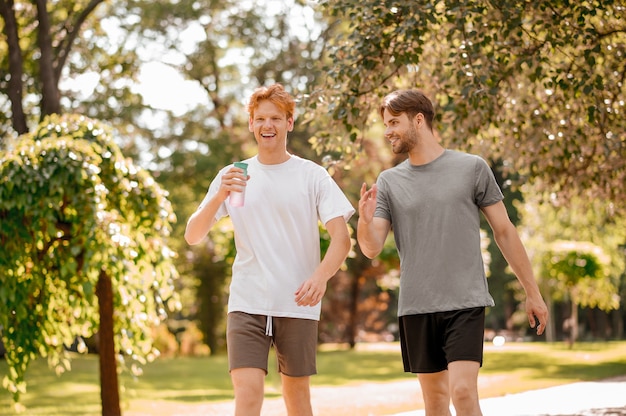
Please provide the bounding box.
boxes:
[265,315,273,336]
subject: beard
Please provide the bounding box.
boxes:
[391,123,419,154]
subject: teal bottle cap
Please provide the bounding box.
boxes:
[234,161,248,174]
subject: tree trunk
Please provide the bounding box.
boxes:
[545,296,556,343]
[612,308,623,340]
[0,0,28,134]
[96,270,121,416]
[34,0,61,116]
[567,298,579,348]
[347,275,362,349]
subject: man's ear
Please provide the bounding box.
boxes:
[287,117,295,132]
[413,112,424,128]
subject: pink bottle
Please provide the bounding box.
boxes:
[229,161,248,207]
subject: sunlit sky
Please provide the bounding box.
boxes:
[60,1,320,116]
[133,62,208,115]
[59,21,208,116]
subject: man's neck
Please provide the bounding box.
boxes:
[257,150,291,165]
[407,142,445,166]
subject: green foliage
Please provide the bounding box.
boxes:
[547,251,603,286]
[541,241,618,311]
[0,114,181,404]
[519,187,624,316]
[313,0,626,212]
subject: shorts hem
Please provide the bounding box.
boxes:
[280,370,318,377]
[229,365,269,375]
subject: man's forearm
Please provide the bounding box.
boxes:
[357,218,385,259]
[184,196,222,245]
[317,241,351,283]
[315,222,352,282]
[494,226,542,297]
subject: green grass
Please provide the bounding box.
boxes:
[481,342,626,394]
[1,341,625,415]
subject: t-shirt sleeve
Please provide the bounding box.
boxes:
[374,175,392,223]
[317,170,355,225]
[199,167,229,220]
[473,157,504,207]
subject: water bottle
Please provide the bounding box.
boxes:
[229,161,248,207]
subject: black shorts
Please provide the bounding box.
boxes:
[399,307,485,373]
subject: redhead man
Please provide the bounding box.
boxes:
[185,83,354,415]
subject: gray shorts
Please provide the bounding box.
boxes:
[226,311,318,377]
[399,307,485,373]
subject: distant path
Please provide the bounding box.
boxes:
[126,377,423,416]
[125,342,626,416]
[126,375,626,416]
[395,375,626,416]
[126,372,528,416]
[126,342,421,415]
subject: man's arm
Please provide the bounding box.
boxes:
[184,195,223,245]
[295,216,352,306]
[481,201,549,335]
[356,183,391,259]
[184,165,247,245]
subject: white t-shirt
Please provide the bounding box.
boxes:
[200,155,355,321]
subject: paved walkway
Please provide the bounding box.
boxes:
[395,376,626,416]
[126,343,625,416]
[127,375,626,416]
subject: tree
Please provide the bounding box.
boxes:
[519,187,626,342]
[0,114,180,414]
[311,0,626,214]
[542,241,616,346]
[0,0,134,137]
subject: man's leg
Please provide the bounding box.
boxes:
[447,360,482,416]
[272,317,317,415]
[227,313,272,416]
[231,367,266,416]
[443,308,485,416]
[281,373,313,416]
[417,370,452,416]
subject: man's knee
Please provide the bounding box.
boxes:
[450,380,481,415]
[281,374,312,416]
[450,381,477,402]
[232,368,265,414]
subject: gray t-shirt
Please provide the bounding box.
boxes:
[375,150,503,316]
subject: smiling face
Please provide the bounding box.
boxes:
[382,109,421,154]
[249,99,294,160]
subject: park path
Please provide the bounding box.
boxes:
[397,375,626,416]
[127,377,421,416]
[126,342,425,415]
[126,375,626,416]
[125,342,626,416]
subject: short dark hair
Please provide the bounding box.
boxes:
[379,90,435,131]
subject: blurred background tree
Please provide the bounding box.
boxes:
[312,0,625,214]
[519,189,626,343]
